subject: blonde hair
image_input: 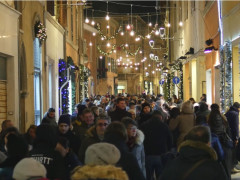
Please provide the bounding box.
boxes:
[71,165,128,180]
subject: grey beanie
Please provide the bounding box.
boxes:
[85,143,121,165]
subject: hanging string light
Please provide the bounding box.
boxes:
[91,9,95,25]
[85,6,89,23]
[105,1,110,21]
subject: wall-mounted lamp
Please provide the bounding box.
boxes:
[185,47,194,55]
[149,40,155,48]
[205,39,213,46]
[204,46,218,54]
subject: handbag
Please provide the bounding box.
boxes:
[220,133,234,149]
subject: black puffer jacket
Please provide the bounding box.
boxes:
[109,107,132,122]
[160,140,228,180]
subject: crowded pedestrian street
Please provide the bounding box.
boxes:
[0,0,240,179]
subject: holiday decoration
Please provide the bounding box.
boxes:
[97,45,116,56]
[120,45,141,56]
[96,23,122,41]
[219,45,225,113]
[59,59,69,114]
[225,41,233,110]
[67,56,76,113]
[34,21,47,43]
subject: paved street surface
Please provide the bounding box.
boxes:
[232,173,240,179]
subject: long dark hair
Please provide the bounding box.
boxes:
[208,104,222,129]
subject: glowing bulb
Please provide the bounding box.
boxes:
[113,50,116,53]
[126,55,129,58]
[145,67,147,70]
[140,50,142,54]
[92,32,96,36]
[91,20,95,25]
[127,59,130,62]
[85,18,89,23]
[148,64,151,67]
[146,34,151,39]
[99,56,103,59]
[125,67,127,69]
[101,37,104,41]
[121,32,124,36]
[135,67,138,70]
[127,24,131,29]
[167,23,171,27]
[130,30,135,36]
[130,65,133,68]
[107,25,110,29]
[108,63,111,66]
[107,42,111,47]
[105,14,110,21]
[89,42,92,46]
[155,30,160,35]
[118,63,120,65]
[125,43,128,47]
[130,61,132,64]
[135,37,140,41]
[179,21,183,26]
[152,71,155,74]
[148,22,152,27]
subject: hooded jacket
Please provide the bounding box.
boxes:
[160,140,228,180]
[41,112,57,128]
[169,101,195,146]
[78,126,102,163]
[130,129,146,178]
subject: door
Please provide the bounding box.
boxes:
[0,57,7,125]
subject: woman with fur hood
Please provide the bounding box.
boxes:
[122,117,146,178]
[169,100,195,147]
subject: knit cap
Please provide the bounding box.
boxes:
[85,143,120,165]
[58,114,71,126]
[13,158,47,180]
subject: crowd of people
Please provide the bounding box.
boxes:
[0,93,239,180]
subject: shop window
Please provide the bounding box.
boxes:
[33,38,42,125]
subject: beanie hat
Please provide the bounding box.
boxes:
[13,158,47,180]
[85,143,120,165]
[58,114,71,126]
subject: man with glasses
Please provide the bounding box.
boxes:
[78,114,110,163]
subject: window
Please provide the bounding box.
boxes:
[98,57,106,78]
[48,62,54,108]
[33,38,42,125]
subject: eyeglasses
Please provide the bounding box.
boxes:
[97,123,109,127]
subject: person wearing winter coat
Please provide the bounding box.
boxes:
[0,134,28,180]
[122,117,146,178]
[160,126,228,180]
[169,100,195,147]
[140,111,172,180]
[104,122,145,180]
[78,115,110,163]
[225,102,240,145]
[29,124,67,179]
[137,102,152,126]
[57,114,81,155]
[196,102,210,125]
[108,98,132,122]
[41,108,57,128]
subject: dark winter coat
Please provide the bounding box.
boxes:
[58,130,81,155]
[130,130,146,178]
[108,107,132,122]
[29,143,67,179]
[225,106,239,142]
[41,113,57,127]
[78,126,102,163]
[196,110,210,125]
[104,134,146,180]
[140,117,172,156]
[72,121,94,141]
[137,112,152,126]
[64,152,82,179]
[160,140,228,180]
[0,157,23,180]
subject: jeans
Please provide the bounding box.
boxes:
[145,155,163,180]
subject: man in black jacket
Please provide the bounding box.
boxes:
[58,114,81,155]
[108,97,131,122]
[160,126,228,180]
[140,110,172,180]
